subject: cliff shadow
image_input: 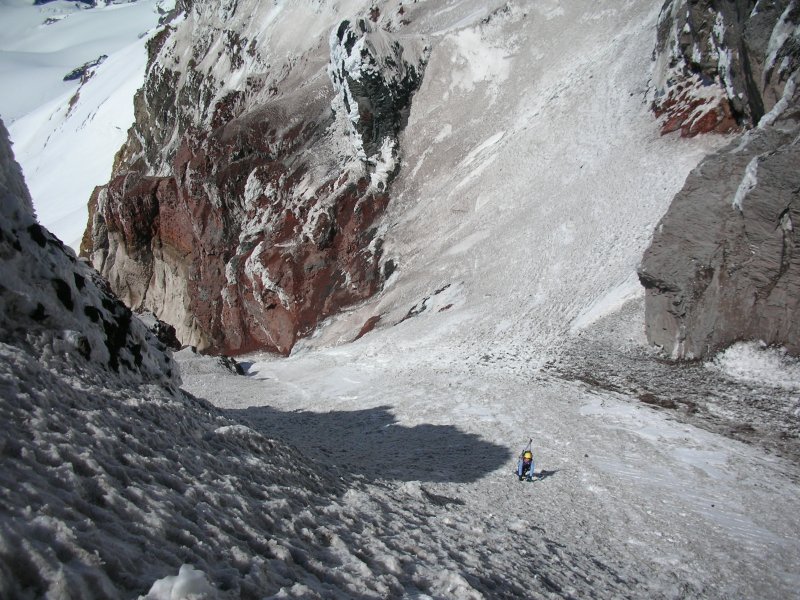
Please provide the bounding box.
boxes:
[223,404,511,484]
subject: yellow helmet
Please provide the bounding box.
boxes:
[523,451,532,459]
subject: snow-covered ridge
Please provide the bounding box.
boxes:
[0,119,177,386]
[125,0,368,171]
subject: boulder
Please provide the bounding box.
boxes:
[639,109,800,358]
[640,0,800,358]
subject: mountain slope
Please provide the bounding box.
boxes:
[0,112,649,600]
[2,0,800,596]
[299,0,725,362]
[81,0,430,355]
[640,0,800,358]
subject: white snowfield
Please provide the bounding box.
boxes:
[1,0,799,599]
[0,0,170,249]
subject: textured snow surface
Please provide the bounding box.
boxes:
[1,0,800,598]
[180,342,800,599]
[183,1,797,597]
[140,564,215,600]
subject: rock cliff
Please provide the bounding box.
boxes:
[82,1,427,355]
[640,0,800,358]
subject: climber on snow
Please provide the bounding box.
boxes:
[517,439,535,481]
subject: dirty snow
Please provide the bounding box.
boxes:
[180,1,800,598]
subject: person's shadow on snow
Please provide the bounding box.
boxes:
[223,404,511,484]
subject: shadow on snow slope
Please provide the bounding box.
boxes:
[224,404,511,484]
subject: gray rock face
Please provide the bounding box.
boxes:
[639,117,800,358]
[640,0,800,359]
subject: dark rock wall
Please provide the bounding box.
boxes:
[82,2,427,355]
[639,124,800,358]
[641,0,800,359]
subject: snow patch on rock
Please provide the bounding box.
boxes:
[140,565,215,600]
[732,155,760,211]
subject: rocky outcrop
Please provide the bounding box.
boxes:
[82,2,427,355]
[0,119,178,387]
[641,1,800,359]
[136,309,182,350]
[652,0,800,136]
[63,55,107,82]
[639,117,800,358]
[329,18,426,185]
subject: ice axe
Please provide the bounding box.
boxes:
[519,437,532,459]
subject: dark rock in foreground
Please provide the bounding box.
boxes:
[0,119,178,386]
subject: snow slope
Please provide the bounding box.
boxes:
[299,0,727,364]
[179,1,800,598]
[0,0,169,248]
[2,114,635,599]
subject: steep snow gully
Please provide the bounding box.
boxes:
[2,0,800,599]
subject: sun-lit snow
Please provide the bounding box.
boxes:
[140,565,215,600]
[707,342,800,391]
[1,0,169,249]
[184,2,800,596]
[764,2,800,78]
[760,70,799,128]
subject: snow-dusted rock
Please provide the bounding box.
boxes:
[137,309,182,350]
[0,119,178,386]
[652,0,799,136]
[328,17,429,183]
[82,0,427,355]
